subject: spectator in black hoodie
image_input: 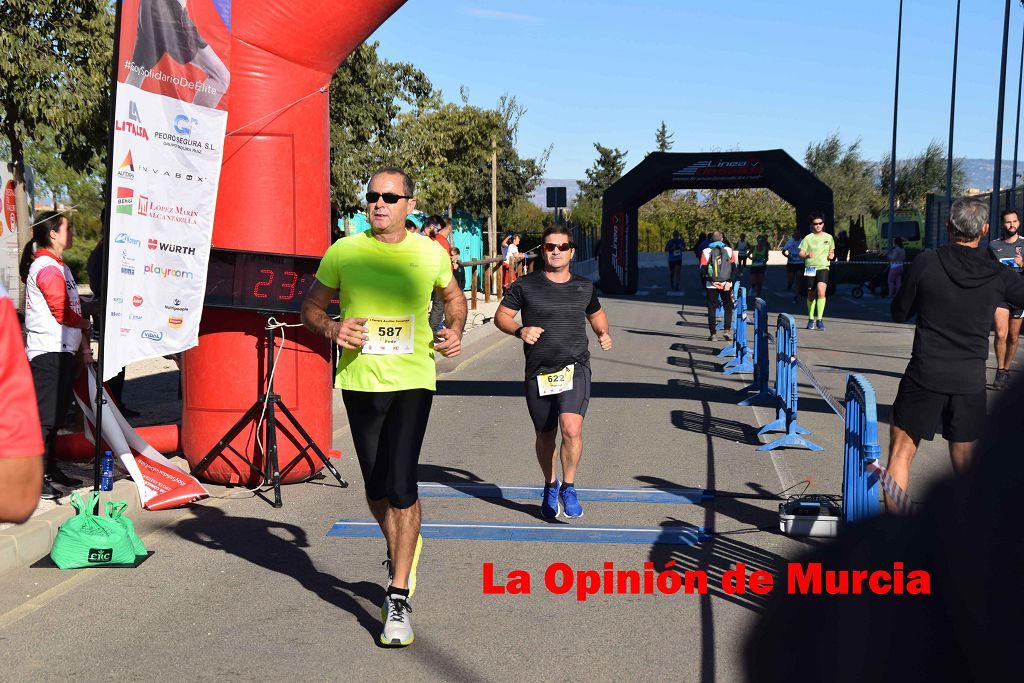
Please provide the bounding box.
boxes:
[887,197,1024,510]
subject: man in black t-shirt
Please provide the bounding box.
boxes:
[988,208,1024,389]
[495,225,612,519]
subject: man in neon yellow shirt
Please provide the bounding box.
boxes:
[799,212,836,330]
[302,167,467,648]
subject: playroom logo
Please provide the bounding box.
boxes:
[144,263,195,280]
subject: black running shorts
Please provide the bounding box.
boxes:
[891,376,985,443]
[525,363,592,433]
[342,388,433,508]
[995,301,1024,319]
[803,267,830,293]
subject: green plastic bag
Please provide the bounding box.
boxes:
[104,501,147,557]
[50,492,137,569]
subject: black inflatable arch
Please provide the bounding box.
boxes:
[598,149,833,294]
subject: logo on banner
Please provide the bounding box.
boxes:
[135,164,206,184]
[121,249,135,264]
[141,330,163,341]
[116,187,133,215]
[136,196,199,225]
[173,114,198,135]
[132,295,143,307]
[116,103,149,140]
[146,240,196,255]
[117,151,135,181]
[115,233,140,247]
[168,316,183,329]
[121,265,135,276]
[154,131,217,155]
[164,298,190,313]
[145,264,195,279]
[673,158,763,180]
[119,327,132,336]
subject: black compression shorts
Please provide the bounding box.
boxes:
[525,363,592,433]
[342,388,433,508]
[803,267,830,292]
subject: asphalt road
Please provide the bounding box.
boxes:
[0,265,983,682]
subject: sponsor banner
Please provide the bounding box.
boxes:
[75,367,209,510]
[672,157,764,182]
[102,0,231,381]
[0,165,35,300]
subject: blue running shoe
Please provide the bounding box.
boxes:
[806,319,815,330]
[541,480,560,519]
[816,320,825,331]
[560,484,583,518]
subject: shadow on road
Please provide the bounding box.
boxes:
[417,464,563,523]
[173,507,384,645]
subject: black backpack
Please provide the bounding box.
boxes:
[706,246,733,283]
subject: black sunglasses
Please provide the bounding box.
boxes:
[366,191,412,204]
[543,242,574,252]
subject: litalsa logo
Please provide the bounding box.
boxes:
[115,101,148,140]
[136,196,199,225]
[145,264,195,279]
[87,548,113,563]
[117,151,135,181]
[115,233,140,247]
[173,114,198,135]
[116,187,133,215]
[141,330,163,341]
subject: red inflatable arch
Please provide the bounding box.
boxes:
[182,1,408,484]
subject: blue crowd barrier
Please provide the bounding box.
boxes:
[723,287,753,375]
[738,297,775,406]
[842,374,882,524]
[756,314,822,452]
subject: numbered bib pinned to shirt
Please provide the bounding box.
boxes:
[363,315,414,355]
[803,266,817,277]
[537,364,574,396]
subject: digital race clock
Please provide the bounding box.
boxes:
[204,248,339,314]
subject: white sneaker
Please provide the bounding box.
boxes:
[380,593,414,647]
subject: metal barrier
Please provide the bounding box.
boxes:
[756,314,822,452]
[722,287,753,375]
[842,374,882,523]
[738,297,776,406]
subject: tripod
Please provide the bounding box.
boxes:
[191,315,348,507]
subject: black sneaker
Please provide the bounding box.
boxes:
[40,477,62,501]
[48,469,82,488]
[993,369,1010,390]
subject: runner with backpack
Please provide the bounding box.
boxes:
[700,231,737,341]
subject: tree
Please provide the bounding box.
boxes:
[329,41,434,212]
[804,133,882,225]
[655,121,673,152]
[879,140,966,210]
[0,0,113,295]
[577,143,627,201]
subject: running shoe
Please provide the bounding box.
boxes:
[721,330,732,342]
[541,480,560,519]
[815,320,826,331]
[708,332,718,342]
[380,593,414,647]
[806,320,815,330]
[40,477,61,501]
[560,484,583,518]
[993,369,1010,390]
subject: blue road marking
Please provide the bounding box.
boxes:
[328,520,710,545]
[417,482,712,504]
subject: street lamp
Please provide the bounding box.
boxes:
[992,0,1013,236]
[886,0,903,252]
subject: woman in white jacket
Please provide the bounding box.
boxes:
[19,211,92,500]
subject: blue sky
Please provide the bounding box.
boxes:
[368,1,1024,180]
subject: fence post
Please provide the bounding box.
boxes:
[842,374,882,524]
[724,287,754,375]
[469,263,478,311]
[756,313,822,452]
[738,297,776,406]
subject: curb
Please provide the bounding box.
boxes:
[0,463,226,577]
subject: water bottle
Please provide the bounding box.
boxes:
[100,451,114,491]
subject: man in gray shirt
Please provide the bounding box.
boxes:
[988,208,1024,389]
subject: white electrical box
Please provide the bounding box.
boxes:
[779,497,841,537]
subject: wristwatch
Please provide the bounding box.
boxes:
[514,326,524,338]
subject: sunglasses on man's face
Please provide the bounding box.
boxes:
[812,221,824,226]
[366,191,412,204]
[543,242,573,252]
